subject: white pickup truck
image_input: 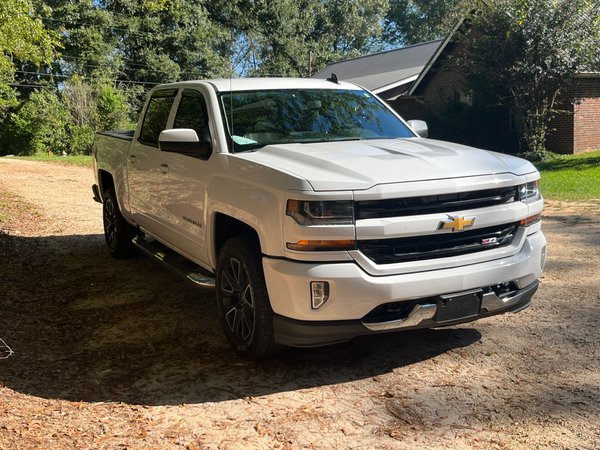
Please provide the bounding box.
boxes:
[92,77,546,358]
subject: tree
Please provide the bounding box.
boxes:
[459,0,600,160]
[208,0,388,77]
[0,0,59,118]
[99,0,231,85]
[383,0,459,46]
[43,0,121,78]
[61,74,139,154]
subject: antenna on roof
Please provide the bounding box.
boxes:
[326,73,340,84]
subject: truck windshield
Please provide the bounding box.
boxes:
[220,88,415,152]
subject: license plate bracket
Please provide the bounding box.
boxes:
[436,289,482,323]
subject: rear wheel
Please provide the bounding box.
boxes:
[216,236,282,359]
[102,188,138,258]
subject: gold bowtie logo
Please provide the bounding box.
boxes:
[439,215,475,232]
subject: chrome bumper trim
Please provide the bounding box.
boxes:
[362,303,437,331]
[361,280,539,332]
[480,281,539,313]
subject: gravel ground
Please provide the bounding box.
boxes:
[0,157,599,449]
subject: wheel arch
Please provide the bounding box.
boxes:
[213,213,261,260]
[97,169,115,201]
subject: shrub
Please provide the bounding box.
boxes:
[67,124,95,155]
[9,89,69,156]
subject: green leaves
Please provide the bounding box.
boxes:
[0,0,60,119]
[9,89,70,155]
[206,0,389,77]
[0,0,59,65]
[383,0,458,46]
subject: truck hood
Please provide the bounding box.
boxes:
[237,138,537,191]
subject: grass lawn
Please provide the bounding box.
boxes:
[13,154,93,167]
[536,151,600,202]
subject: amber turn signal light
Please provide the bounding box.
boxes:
[519,213,542,226]
[286,239,356,251]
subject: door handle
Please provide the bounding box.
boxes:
[127,155,136,163]
[159,164,169,174]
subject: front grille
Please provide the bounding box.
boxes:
[358,222,519,264]
[355,186,518,220]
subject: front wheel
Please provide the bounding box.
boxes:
[215,236,282,359]
[102,188,138,258]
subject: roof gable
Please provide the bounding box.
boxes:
[313,40,443,93]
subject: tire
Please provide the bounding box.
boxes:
[102,187,138,258]
[215,236,282,359]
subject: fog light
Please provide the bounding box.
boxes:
[311,281,330,309]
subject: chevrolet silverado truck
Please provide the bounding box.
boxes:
[92,77,546,358]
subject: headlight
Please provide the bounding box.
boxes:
[286,200,354,225]
[519,180,541,203]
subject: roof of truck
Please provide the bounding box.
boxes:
[155,77,363,93]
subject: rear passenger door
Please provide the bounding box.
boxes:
[154,88,213,265]
[128,89,177,231]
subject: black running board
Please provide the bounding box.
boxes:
[132,235,215,288]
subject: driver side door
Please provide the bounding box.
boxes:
[154,88,214,266]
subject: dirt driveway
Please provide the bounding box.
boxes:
[0,157,599,449]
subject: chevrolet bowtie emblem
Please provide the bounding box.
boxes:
[439,215,475,231]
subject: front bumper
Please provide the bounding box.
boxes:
[273,280,538,347]
[263,230,546,347]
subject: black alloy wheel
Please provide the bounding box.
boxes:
[102,188,138,258]
[215,236,281,359]
[219,256,256,344]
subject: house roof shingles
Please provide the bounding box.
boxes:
[312,40,443,93]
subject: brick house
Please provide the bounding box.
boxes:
[314,21,600,154]
[546,74,600,154]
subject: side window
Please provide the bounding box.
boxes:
[139,90,177,146]
[173,90,208,139]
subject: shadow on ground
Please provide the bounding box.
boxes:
[536,155,600,172]
[0,233,481,405]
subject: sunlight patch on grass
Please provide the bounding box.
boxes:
[537,151,600,201]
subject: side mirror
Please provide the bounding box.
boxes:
[407,120,428,138]
[159,128,212,158]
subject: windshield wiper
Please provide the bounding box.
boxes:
[295,137,363,144]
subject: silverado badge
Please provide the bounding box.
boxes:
[439,215,475,232]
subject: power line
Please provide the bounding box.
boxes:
[58,54,155,69]
[8,83,58,89]
[56,55,226,74]
[44,16,199,37]
[16,70,69,79]
[11,73,162,86]
[45,17,147,35]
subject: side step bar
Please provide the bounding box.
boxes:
[132,235,215,288]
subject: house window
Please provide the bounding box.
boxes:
[455,89,473,106]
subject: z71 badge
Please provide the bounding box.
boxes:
[481,237,498,245]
